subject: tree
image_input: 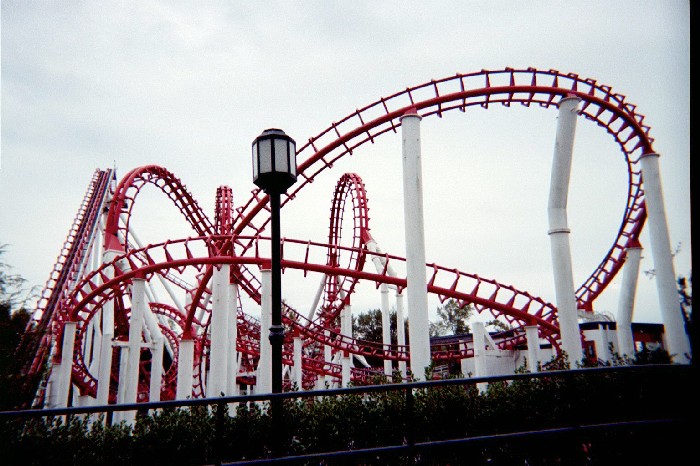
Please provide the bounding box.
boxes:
[353,308,408,346]
[1,244,37,409]
[429,299,473,337]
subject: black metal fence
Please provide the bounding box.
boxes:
[1,364,693,465]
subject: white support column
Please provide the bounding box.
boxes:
[56,321,77,408]
[548,96,584,365]
[639,153,691,363]
[227,282,240,396]
[113,345,129,424]
[396,291,407,378]
[124,278,146,408]
[525,325,540,373]
[176,337,194,400]
[595,324,612,362]
[341,304,352,387]
[341,304,352,338]
[45,363,60,408]
[400,109,431,380]
[293,333,303,389]
[83,319,95,371]
[472,322,487,378]
[324,330,333,388]
[96,249,120,406]
[149,339,164,402]
[341,350,351,388]
[617,244,643,358]
[208,265,230,398]
[88,309,103,377]
[307,274,327,322]
[472,322,489,392]
[256,269,272,394]
[380,284,392,376]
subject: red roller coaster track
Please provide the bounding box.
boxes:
[21,67,653,404]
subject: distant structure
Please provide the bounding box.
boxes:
[14,68,690,418]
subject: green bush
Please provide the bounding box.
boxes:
[1,362,690,465]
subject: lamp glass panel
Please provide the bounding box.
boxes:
[252,142,258,178]
[259,139,272,174]
[274,138,288,173]
[289,141,297,176]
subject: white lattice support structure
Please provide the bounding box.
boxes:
[548,96,584,364]
[639,153,691,363]
[617,243,643,358]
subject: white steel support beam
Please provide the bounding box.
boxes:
[96,249,119,406]
[547,96,584,365]
[525,325,540,373]
[324,329,333,388]
[208,264,230,398]
[400,109,431,380]
[617,244,643,358]
[87,310,103,376]
[149,339,164,402]
[396,291,407,378]
[56,321,77,408]
[639,153,691,363]
[293,333,303,389]
[341,350,351,388]
[119,277,146,425]
[341,304,352,387]
[113,346,129,423]
[227,281,240,396]
[307,274,326,322]
[124,278,146,406]
[472,322,487,378]
[257,269,272,394]
[176,337,194,400]
[380,284,392,376]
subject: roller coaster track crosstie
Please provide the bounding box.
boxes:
[21,67,654,404]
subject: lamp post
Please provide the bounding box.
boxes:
[252,128,297,454]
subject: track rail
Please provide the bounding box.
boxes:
[232,68,651,312]
[17,169,113,381]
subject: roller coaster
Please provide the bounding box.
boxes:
[15,67,688,411]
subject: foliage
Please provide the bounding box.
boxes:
[0,245,39,410]
[430,299,473,337]
[352,308,408,345]
[1,359,689,465]
[0,245,31,311]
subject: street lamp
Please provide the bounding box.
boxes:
[252,128,297,454]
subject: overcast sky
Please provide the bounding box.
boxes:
[0,1,691,326]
